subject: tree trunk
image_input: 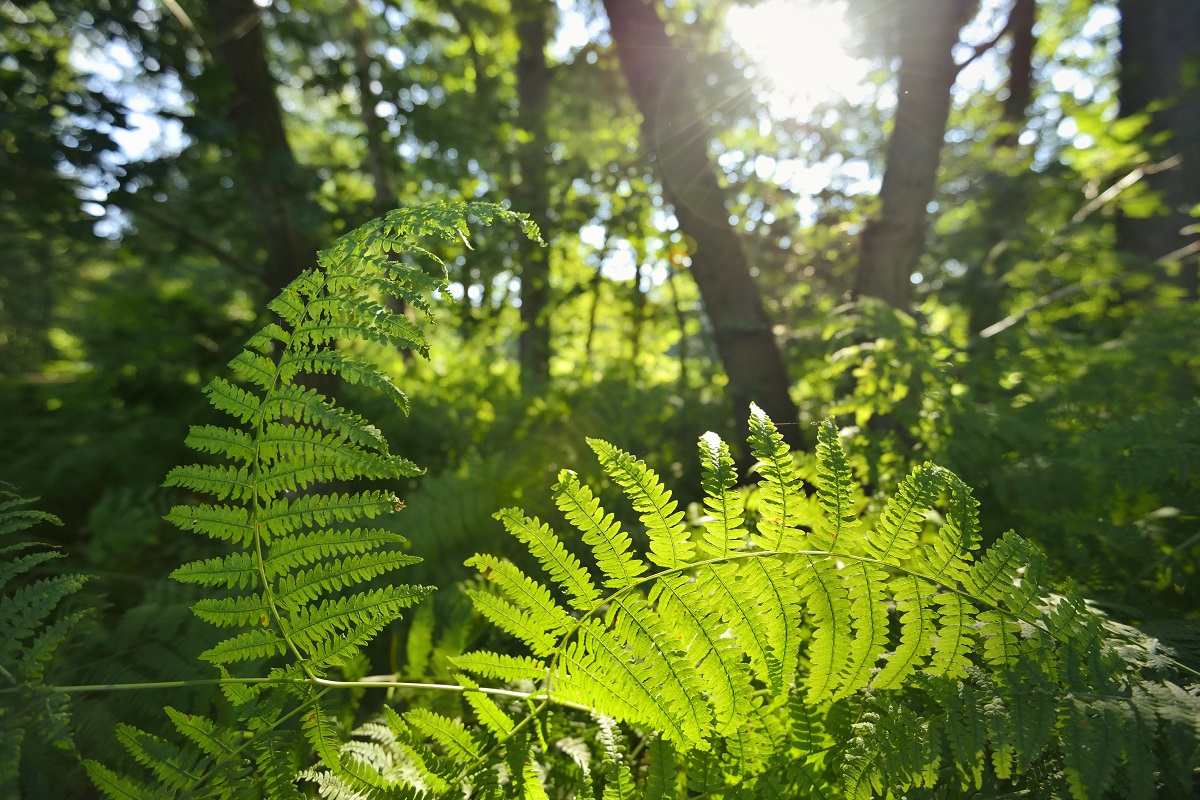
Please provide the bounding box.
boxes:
[348,0,395,213]
[1001,0,1036,128]
[601,0,800,447]
[1116,0,1200,297]
[512,0,554,394]
[203,0,319,296]
[853,0,974,307]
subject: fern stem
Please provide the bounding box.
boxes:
[311,676,594,709]
[8,676,599,707]
[247,270,332,683]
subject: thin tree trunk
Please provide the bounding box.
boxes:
[513,0,553,394]
[853,0,975,308]
[203,0,319,296]
[667,266,689,390]
[601,0,799,447]
[1116,0,1200,297]
[348,0,394,213]
[1001,0,1035,130]
[630,259,649,377]
[969,0,1038,334]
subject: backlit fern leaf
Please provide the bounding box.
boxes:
[813,419,860,548]
[696,432,744,559]
[589,440,693,569]
[746,404,808,552]
[553,470,647,589]
[454,408,1196,798]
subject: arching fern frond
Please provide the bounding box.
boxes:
[88,202,540,799]
[450,409,1198,799]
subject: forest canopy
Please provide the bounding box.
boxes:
[1,0,1198,797]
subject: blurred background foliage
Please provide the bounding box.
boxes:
[2,0,1198,793]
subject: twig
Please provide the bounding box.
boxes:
[955,9,1015,76]
[1070,154,1182,225]
[978,280,1108,339]
[158,0,212,62]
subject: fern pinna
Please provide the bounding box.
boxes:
[307,408,1198,799]
[84,202,540,799]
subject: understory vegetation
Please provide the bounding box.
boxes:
[4,202,1198,798]
[3,0,1199,797]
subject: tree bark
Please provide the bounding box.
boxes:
[853,0,975,308]
[348,0,395,213]
[1001,0,1036,128]
[1116,0,1200,297]
[513,0,553,393]
[601,0,800,447]
[203,0,319,296]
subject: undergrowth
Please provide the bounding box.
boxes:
[2,202,1197,799]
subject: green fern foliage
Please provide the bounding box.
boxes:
[0,488,90,795]
[438,408,1199,798]
[87,202,540,798]
[61,200,1197,798]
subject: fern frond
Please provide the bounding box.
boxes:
[85,761,163,800]
[747,404,808,552]
[274,551,421,610]
[450,651,549,684]
[406,708,482,763]
[867,463,941,565]
[648,572,754,732]
[923,473,980,584]
[834,562,890,698]
[696,432,745,559]
[287,586,432,658]
[925,593,979,679]
[596,716,637,800]
[607,594,713,745]
[0,492,90,795]
[203,377,262,423]
[114,723,211,792]
[871,574,937,688]
[742,555,803,692]
[812,420,861,550]
[553,470,647,589]
[459,679,515,738]
[692,560,777,688]
[163,707,243,763]
[466,554,574,634]
[466,588,560,657]
[261,385,388,451]
[183,424,256,463]
[263,529,408,577]
[555,618,690,745]
[590,440,693,569]
[492,508,600,612]
[643,736,676,800]
[798,555,853,703]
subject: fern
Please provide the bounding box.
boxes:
[434,410,1200,798]
[84,202,540,798]
[0,489,90,795]
[23,200,1192,798]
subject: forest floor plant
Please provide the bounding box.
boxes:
[2,202,1198,798]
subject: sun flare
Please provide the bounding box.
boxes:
[726,0,868,118]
